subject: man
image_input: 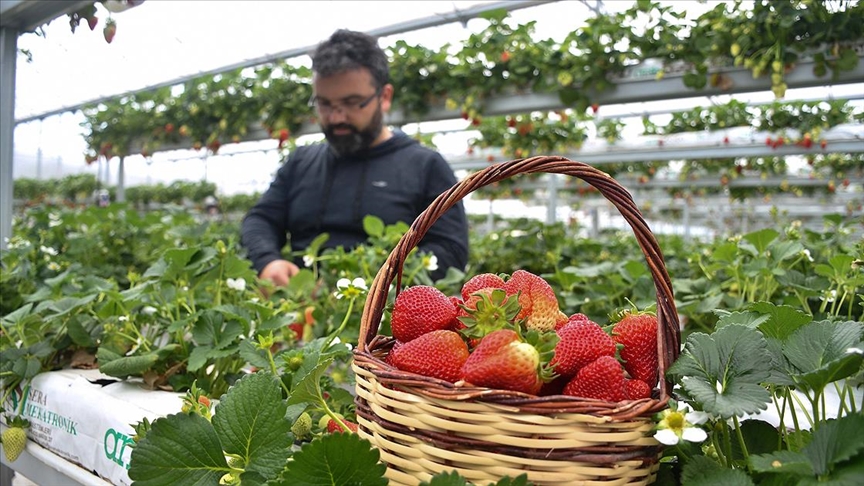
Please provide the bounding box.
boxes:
[240,29,469,287]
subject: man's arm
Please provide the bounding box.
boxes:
[240,160,294,275]
[417,154,470,280]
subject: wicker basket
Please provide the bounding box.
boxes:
[353,156,681,486]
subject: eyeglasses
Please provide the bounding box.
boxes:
[308,88,382,115]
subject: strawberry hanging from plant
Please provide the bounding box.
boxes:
[1,415,30,462]
[103,18,117,44]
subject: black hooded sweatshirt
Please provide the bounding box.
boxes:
[240,131,469,280]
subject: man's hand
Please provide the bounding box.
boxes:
[259,259,300,288]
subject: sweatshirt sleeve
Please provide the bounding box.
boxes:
[417,154,470,280]
[239,157,294,275]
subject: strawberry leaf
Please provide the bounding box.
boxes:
[128,413,229,486]
[681,455,755,486]
[212,372,291,480]
[273,432,387,486]
[782,320,863,392]
[746,302,812,340]
[668,325,772,419]
[750,414,864,480]
[420,471,533,485]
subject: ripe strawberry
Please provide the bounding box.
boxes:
[2,417,30,462]
[611,310,659,386]
[625,379,652,400]
[550,319,616,379]
[386,330,469,383]
[559,312,591,331]
[503,270,568,332]
[461,328,557,395]
[461,273,506,301]
[326,418,358,433]
[103,18,117,44]
[87,16,99,31]
[563,356,627,402]
[457,288,520,340]
[390,285,457,343]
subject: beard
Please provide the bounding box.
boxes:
[322,106,384,157]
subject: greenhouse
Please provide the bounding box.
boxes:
[1,1,862,485]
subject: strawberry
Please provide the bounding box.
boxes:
[611,310,659,386]
[559,312,591,331]
[386,330,469,383]
[461,328,557,395]
[563,356,627,402]
[550,318,616,379]
[326,418,358,433]
[291,412,312,439]
[503,270,568,332]
[461,273,506,301]
[390,285,457,343]
[2,416,30,462]
[103,18,117,44]
[625,379,652,400]
[457,288,521,340]
[87,16,99,31]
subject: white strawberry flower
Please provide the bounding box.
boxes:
[226,277,246,291]
[653,400,709,446]
[47,262,61,271]
[334,277,368,300]
[40,245,58,256]
[801,249,814,262]
[303,255,315,267]
[423,254,439,272]
[141,306,157,315]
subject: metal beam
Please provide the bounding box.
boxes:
[0,27,17,251]
[14,0,559,124]
[0,0,94,32]
[449,138,864,171]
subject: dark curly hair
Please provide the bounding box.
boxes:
[311,29,390,89]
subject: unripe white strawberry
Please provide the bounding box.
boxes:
[2,426,27,462]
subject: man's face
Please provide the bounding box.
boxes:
[311,69,391,157]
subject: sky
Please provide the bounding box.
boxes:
[10,0,863,219]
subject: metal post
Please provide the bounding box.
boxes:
[0,27,18,251]
[116,156,125,202]
[546,174,558,225]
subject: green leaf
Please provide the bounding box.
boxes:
[681,455,755,486]
[747,302,812,340]
[751,450,814,475]
[784,321,864,391]
[212,372,291,480]
[742,228,779,255]
[668,325,772,419]
[362,215,385,238]
[768,240,804,263]
[802,413,864,476]
[421,471,470,486]
[97,348,158,378]
[714,310,770,330]
[288,355,335,406]
[129,413,229,486]
[193,310,242,349]
[274,432,387,486]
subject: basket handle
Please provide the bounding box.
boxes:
[357,156,681,394]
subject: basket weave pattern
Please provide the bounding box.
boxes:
[353,156,681,485]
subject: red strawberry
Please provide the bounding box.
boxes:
[87,16,98,31]
[390,285,457,343]
[611,310,659,386]
[550,319,616,379]
[503,270,568,332]
[386,330,469,383]
[457,288,520,340]
[326,418,358,433]
[461,329,557,395]
[461,273,506,301]
[563,355,627,402]
[103,18,116,44]
[625,379,652,400]
[559,312,591,331]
